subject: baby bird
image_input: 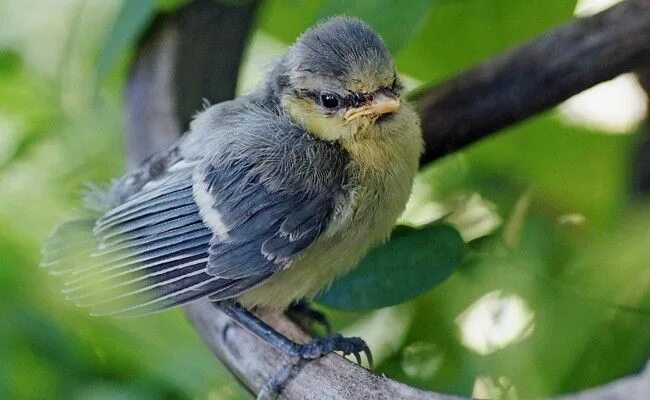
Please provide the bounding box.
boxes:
[42,15,422,386]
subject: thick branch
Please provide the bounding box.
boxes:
[417,0,650,164]
[123,0,650,399]
[185,300,461,399]
[124,0,256,168]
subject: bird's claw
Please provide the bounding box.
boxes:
[259,334,372,399]
[296,333,373,368]
[286,300,332,334]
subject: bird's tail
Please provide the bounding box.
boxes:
[41,219,97,275]
[40,216,223,317]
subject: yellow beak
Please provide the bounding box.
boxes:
[344,93,400,122]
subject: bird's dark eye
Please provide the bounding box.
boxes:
[319,93,339,109]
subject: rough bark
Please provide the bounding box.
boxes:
[122,0,650,398]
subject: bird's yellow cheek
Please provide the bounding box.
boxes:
[282,96,352,141]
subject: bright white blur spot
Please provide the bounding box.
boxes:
[445,193,502,242]
[559,0,649,134]
[401,175,501,242]
[400,176,449,226]
[401,342,444,380]
[559,74,648,134]
[456,291,534,355]
[473,375,519,400]
[574,0,625,16]
[341,304,414,366]
[558,213,587,226]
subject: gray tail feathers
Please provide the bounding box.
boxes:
[40,217,221,317]
[41,219,97,275]
[41,215,250,317]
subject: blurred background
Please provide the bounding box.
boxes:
[0,0,648,399]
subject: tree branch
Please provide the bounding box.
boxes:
[185,300,463,399]
[416,0,650,165]
[123,0,650,398]
[124,0,257,168]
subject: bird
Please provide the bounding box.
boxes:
[41,15,422,392]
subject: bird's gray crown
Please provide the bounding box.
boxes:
[271,16,395,96]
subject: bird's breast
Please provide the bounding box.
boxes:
[238,123,422,310]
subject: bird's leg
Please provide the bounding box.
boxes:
[218,300,301,355]
[217,301,371,363]
[215,301,372,398]
[285,299,332,335]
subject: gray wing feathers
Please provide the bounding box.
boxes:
[197,101,349,287]
[42,99,349,315]
[202,158,338,284]
[96,186,194,231]
[260,195,331,261]
[41,156,339,315]
[41,163,231,316]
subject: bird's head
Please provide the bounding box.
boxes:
[271,16,413,142]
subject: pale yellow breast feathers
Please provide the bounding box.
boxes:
[238,106,422,310]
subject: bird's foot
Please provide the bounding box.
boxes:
[294,333,373,367]
[285,299,331,335]
[258,334,373,399]
[215,301,371,399]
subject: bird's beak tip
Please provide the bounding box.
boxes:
[344,93,400,122]
[373,94,400,115]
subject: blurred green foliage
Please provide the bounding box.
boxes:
[0,0,648,399]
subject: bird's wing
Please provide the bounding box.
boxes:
[197,157,336,288]
[42,161,220,316]
[42,151,340,316]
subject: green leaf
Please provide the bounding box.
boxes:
[316,0,436,54]
[155,0,192,12]
[318,224,467,310]
[260,0,435,54]
[397,0,575,82]
[258,0,323,44]
[95,0,155,85]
